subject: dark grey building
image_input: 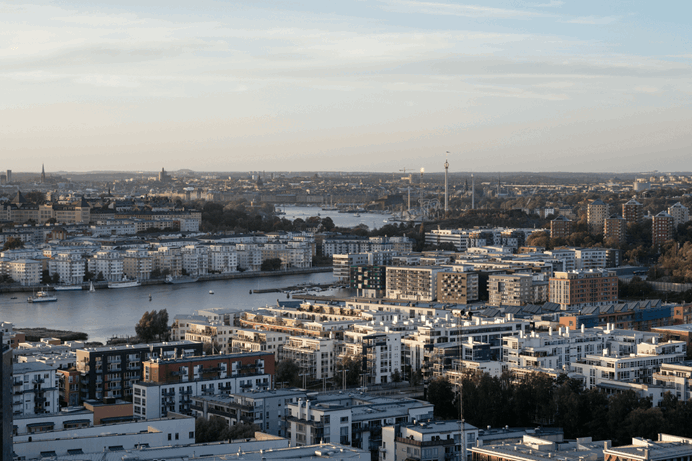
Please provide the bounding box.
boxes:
[1,332,13,461]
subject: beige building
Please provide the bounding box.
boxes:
[386,266,448,302]
[123,249,152,280]
[668,202,689,227]
[587,199,609,235]
[436,271,479,304]
[604,214,627,244]
[488,273,533,306]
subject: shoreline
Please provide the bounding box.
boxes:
[0,266,333,293]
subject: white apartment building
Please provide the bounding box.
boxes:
[278,336,337,382]
[184,322,236,354]
[545,249,576,271]
[386,266,449,302]
[208,244,238,273]
[48,253,85,285]
[571,340,687,390]
[333,254,371,280]
[425,229,470,251]
[134,373,271,419]
[13,362,60,416]
[341,328,403,385]
[181,244,209,276]
[152,246,182,276]
[653,361,692,401]
[87,250,124,282]
[574,248,607,270]
[381,420,479,461]
[668,202,690,227]
[236,244,263,271]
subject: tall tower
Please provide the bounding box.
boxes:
[444,152,449,214]
[41,163,46,183]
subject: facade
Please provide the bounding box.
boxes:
[623,198,644,224]
[350,265,387,298]
[652,211,675,250]
[208,244,238,273]
[560,301,672,331]
[550,215,573,240]
[386,266,448,302]
[87,250,124,282]
[192,389,306,436]
[587,200,609,235]
[231,329,288,358]
[549,270,618,310]
[574,247,607,270]
[122,249,153,280]
[488,274,533,307]
[340,330,403,385]
[604,435,692,461]
[653,361,692,401]
[381,420,479,461]
[436,271,479,304]
[668,202,689,227]
[7,259,41,286]
[12,363,59,416]
[1,333,12,461]
[278,336,336,382]
[604,215,627,244]
[76,341,203,402]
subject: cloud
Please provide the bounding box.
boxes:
[378,0,548,19]
[528,0,564,7]
[565,16,620,25]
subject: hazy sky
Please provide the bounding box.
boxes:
[1,1,691,173]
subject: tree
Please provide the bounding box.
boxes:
[2,237,24,251]
[51,273,60,284]
[135,309,169,342]
[96,271,105,281]
[391,369,402,383]
[150,268,162,278]
[276,359,301,387]
[261,258,282,271]
[195,417,258,443]
[337,354,363,387]
[427,377,456,419]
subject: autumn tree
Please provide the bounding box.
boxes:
[135,309,169,342]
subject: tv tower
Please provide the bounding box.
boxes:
[444,152,450,214]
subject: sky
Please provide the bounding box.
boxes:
[1,0,691,174]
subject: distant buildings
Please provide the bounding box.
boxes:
[652,211,675,249]
[587,199,609,235]
[488,274,533,307]
[550,215,573,240]
[548,270,618,310]
[668,202,689,227]
[604,214,627,244]
[623,198,644,224]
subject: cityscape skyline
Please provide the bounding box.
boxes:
[2,1,691,171]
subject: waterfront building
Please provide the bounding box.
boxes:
[76,341,203,402]
[382,420,479,461]
[122,248,153,280]
[7,258,41,285]
[207,244,239,273]
[549,270,618,310]
[87,250,124,282]
[181,244,209,276]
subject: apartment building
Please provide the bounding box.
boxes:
[152,246,183,276]
[382,420,479,461]
[184,322,236,354]
[574,248,607,269]
[207,244,238,273]
[278,336,337,382]
[47,252,84,285]
[623,198,644,224]
[192,388,306,436]
[425,229,470,251]
[559,300,672,331]
[587,200,609,235]
[286,393,433,452]
[12,363,60,417]
[350,265,387,298]
[488,274,533,307]
[340,330,403,385]
[134,352,274,419]
[181,244,208,276]
[122,248,153,280]
[76,341,203,402]
[653,211,675,249]
[668,202,689,227]
[545,249,576,271]
[436,271,479,304]
[231,329,288,358]
[334,253,371,280]
[386,266,449,302]
[550,215,573,240]
[549,270,618,310]
[236,244,263,271]
[7,259,41,285]
[652,361,692,401]
[604,435,692,461]
[571,340,686,390]
[604,215,627,244]
[87,250,124,282]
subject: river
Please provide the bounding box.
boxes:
[278,205,393,231]
[0,272,341,344]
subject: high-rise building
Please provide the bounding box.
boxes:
[587,199,609,235]
[40,163,46,183]
[652,211,675,249]
[4,170,10,184]
[549,270,618,309]
[488,273,533,307]
[436,271,479,304]
[550,215,573,239]
[668,202,690,228]
[604,214,627,244]
[623,198,644,224]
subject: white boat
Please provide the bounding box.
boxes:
[108,280,141,289]
[89,281,95,293]
[27,291,58,303]
[209,290,214,295]
[165,275,199,284]
[354,213,361,217]
[54,285,82,291]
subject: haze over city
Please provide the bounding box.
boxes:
[2,0,691,172]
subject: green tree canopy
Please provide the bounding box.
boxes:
[135,309,169,342]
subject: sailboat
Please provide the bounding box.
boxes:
[89,281,95,293]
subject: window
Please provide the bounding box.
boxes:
[340,416,348,423]
[168,433,172,441]
[175,433,179,440]
[189,431,195,439]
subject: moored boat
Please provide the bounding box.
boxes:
[28,291,58,303]
[108,280,141,289]
[54,284,83,291]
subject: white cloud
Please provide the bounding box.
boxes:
[378,0,548,18]
[565,16,620,25]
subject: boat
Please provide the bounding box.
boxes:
[209,290,214,295]
[165,275,199,284]
[149,294,152,301]
[54,284,82,291]
[108,279,141,289]
[27,291,58,303]
[383,219,388,223]
[354,213,361,217]
[10,296,17,300]
[89,281,95,293]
